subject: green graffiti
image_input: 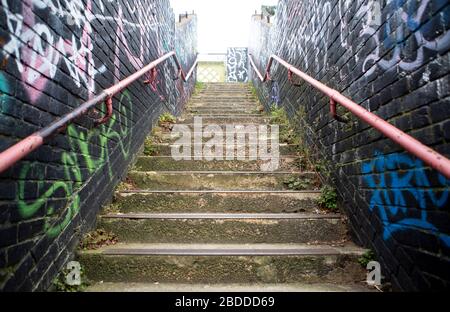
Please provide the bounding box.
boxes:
[17,91,133,238]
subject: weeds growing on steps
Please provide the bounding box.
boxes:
[52,264,90,292]
[249,83,258,99]
[79,229,118,250]
[268,105,299,144]
[193,81,205,95]
[267,105,324,189]
[115,177,137,192]
[358,250,377,267]
[143,137,160,156]
[248,84,265,112]
[318,186,338,212]
[158,112,176,130]
[283,177,313,190]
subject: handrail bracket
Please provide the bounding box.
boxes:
[94,96,114,126]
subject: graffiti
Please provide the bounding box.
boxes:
[226,47,248,82]
[0,0,105,102]
[275,0,332,73]
[0,0,168,102]
[361,151,450,247]
[0,72,9,101]
[2,0,197,239]
[359,0,450,76]
[17,91,133,238]
[268,0,450,77]
[270,80,280,106]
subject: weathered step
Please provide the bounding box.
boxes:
[78,243,367,284]
[126,171,317,191]
[186,108,260,114]
[182,114,264,118]
[193,95,254,99]
[190,99,256,103]
[188,102,257,107]
[86,282,372,292]
[178,116,270,124]
[134,156,298,171]
[203,83,248,88]
[157,133,281,144]
[148,143,299,156]
[110,190,320,213]
[187,106,259,111]
[191,95,254,99]
[98,213,346,244]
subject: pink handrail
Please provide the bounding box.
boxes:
[248,53,450,179]
[0,51,198,174]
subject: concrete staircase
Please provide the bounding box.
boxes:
[79,83,370,292]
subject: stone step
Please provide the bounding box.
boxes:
[110,190,321,213]
[189,100,257,103]
[156,131,281,144]
[78,243,367,284]
[188,105,259,110]
[134,157,298,171]
[148,143,298,156]
[149,143,296,155]
[186,108,260,114]
[86,282,372,292]
[178,116,270,124]
[198,92,251,95]
[193,95,254,99]
[126,171,318,191]
[156,138,285,146]
[182,113,264,118]
[98,213,347,244]
[187,101,258,109]
[168,124,285,131]
[203,84,248,88]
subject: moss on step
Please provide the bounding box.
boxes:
[78,253,366,284]
[134,157,298,172]
[127,172,318,191]
[97,217,347,244]
[110,192,320,214]
[79,229,118,250]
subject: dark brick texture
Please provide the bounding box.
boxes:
[250,0,450,291]
[0,0,197,291]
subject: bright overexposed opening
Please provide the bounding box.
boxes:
[170,0,278,54]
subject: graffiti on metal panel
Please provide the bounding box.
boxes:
[227,47,248,82]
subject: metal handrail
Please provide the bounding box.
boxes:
[0,51,198,173]
[248,53,450,179]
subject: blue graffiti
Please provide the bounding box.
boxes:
[270,81,280,106]
[361,151,450,247]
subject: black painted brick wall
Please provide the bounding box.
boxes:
[250,0,450,291]
[0,0,197,291]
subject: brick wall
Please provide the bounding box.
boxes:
[0,0,197,291]
[250,0,450,291]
